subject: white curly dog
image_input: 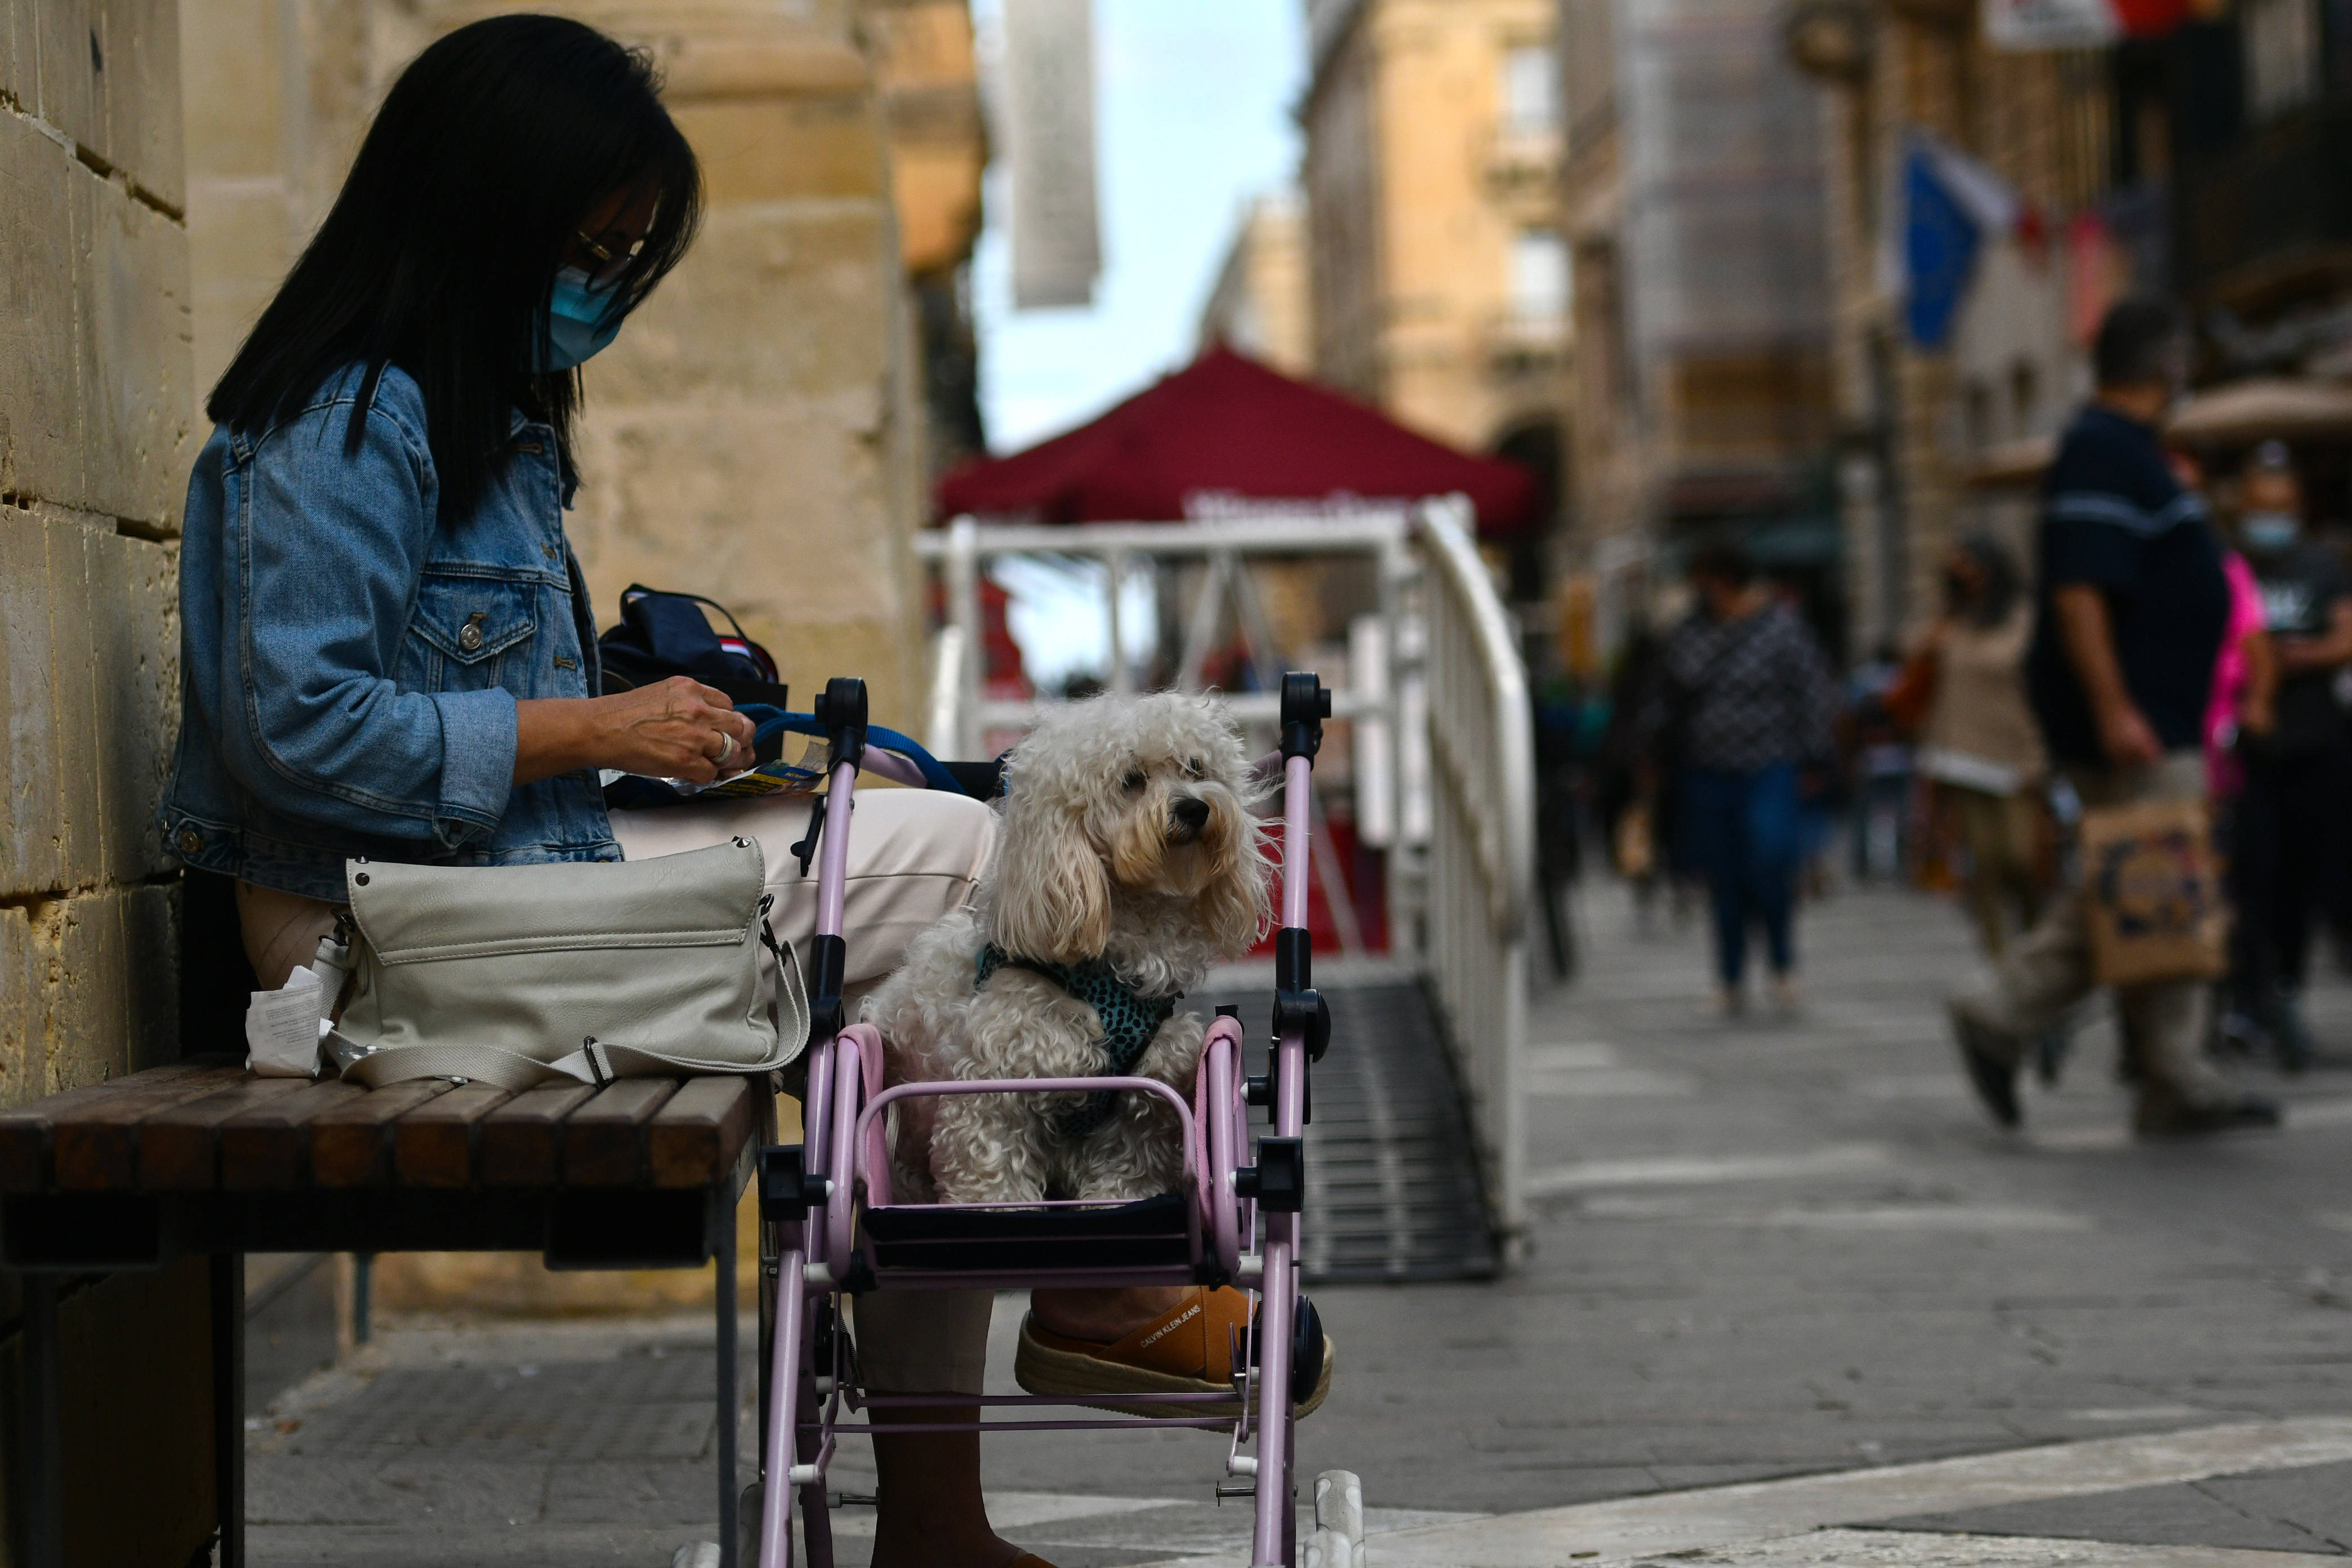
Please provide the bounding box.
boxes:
[865,693,1271,1206]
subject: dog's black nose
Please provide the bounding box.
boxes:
[1170,795,1211,835]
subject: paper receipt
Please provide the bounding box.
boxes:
[246,968,326,1077]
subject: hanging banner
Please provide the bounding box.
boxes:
[1984,0,2123,48]
[1002,0,1102,310]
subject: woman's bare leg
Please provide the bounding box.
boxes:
[867,1409,1026,1568]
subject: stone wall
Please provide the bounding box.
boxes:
[1,0,215,1559]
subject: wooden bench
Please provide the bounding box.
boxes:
[0,1057,768,1568]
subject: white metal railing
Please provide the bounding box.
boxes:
[912,498,1532,1250]
[1412,496,1533,1245]
[923,622,969,757]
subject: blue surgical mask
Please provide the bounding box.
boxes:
[533,266,625,371]
[2242,511,2302,553]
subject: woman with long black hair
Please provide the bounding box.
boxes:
[167,14,743,919]
[158,18,1061,1567]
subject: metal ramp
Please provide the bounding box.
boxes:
[1188,976,1498,1284]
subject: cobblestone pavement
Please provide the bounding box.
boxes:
[248,881,2352,1566]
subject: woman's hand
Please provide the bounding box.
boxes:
[2093,700,2162,768]
[593,677,759,780]
[514,678,758,787]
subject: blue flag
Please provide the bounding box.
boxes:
[1904,145,1980,349]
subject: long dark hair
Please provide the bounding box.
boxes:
[1952,532,2021,627]
[206,15,702,522]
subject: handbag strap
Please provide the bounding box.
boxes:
[340,906,811,1090]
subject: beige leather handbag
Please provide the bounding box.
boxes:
[335,838,805,1090]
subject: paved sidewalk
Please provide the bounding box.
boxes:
[248,881,2352,1565]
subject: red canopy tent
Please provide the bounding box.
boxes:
[935,346,1537,537]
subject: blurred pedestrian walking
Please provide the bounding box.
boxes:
[1948,300,2279,1137]
[2225,441,2352,1070]
[1913,535,2048,959]
[1640,539,1838,1018]
[2199,465,2279,1068]
[2203,510,2278,808]
[1596,623,1674,928]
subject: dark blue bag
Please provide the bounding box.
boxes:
[597,584,784,699]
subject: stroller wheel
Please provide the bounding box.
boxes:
[1307,1471,1364,1568]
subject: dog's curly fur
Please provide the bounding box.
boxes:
[863,693,1272,1205]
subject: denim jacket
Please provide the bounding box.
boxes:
[159,364,620,902]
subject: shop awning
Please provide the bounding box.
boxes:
[2167,377,2352,447]
[935,346,1539,536]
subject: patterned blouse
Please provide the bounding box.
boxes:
[1639,602,1839,773]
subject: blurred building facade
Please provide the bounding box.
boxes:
[1300,0,1570,590]
[870,0,991,475]
[2177,4,2352,381]
[1199,189,1316,377]
[1557,0,1841,658]
[1785,0,2352,652]
[1787,8,2116,653]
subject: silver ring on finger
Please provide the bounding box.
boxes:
[712,730,737,768]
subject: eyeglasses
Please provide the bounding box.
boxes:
[573,228,647,284]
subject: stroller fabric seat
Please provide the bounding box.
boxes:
[863,1192,1191,1271]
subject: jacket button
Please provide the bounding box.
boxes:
[458,620,485,653]
[178,829,203,855]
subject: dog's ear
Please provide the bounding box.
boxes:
[1197,801,1274,957]
[991,800,1113,963]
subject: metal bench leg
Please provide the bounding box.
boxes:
[211,1253,245,1568]
[718,1217,739,1568]
[352,1253,374,1346]
[22,1276,61,1568]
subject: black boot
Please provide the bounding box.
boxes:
[2134,1089,2282,1138]
[2269,982,2313,1075]
[1948,1002,2021,1129]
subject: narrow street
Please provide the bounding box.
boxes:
[251,877,2352,1565]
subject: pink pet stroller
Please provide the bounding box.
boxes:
[749,672,1360,1568]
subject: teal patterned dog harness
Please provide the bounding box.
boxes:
[975,945,1179,1139]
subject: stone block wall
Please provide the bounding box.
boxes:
[1,0,189,1094]
[1,1,215,1561]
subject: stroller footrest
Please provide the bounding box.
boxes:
[863,1192,1192,1271]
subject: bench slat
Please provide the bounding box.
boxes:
[0,1062,228,1191]
[141,1079,315,1190]
[477,1085,598,1187]
[562,1080,680,1187]
[648,1077,754,1190]
[221,1081,369,1190]
[310,1081,457,1187]
[48,1066,255,1191]
[394,1085,515,1188]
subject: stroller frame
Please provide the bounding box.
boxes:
[749,672,1351,1568]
